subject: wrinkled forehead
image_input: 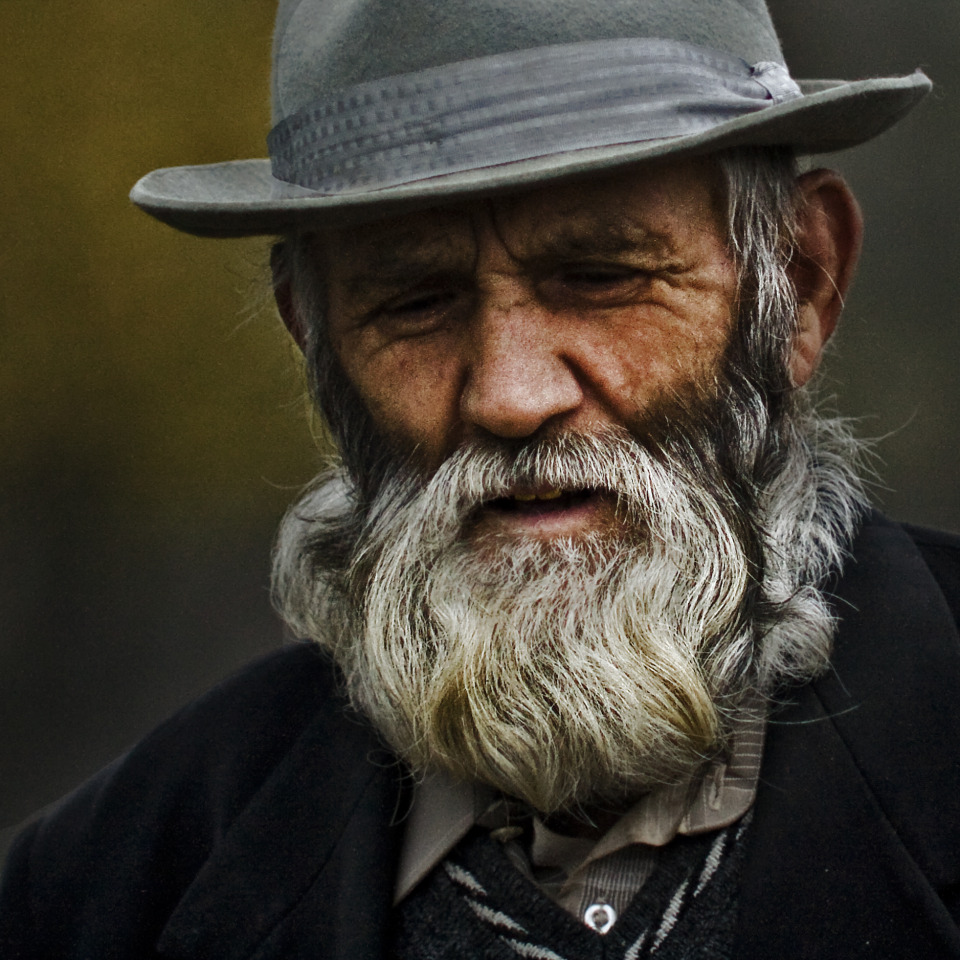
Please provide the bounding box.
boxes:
[319,157,727,277]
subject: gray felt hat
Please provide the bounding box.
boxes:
[130,0,931,238]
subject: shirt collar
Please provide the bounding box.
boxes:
[393,696,766,904]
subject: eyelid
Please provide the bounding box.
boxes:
[529,260,662,312]
[380,282,467,315]
[559,262,647,278]
[544,260,652,287]
[365,282,471,340]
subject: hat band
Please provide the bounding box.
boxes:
[267,38,801,195]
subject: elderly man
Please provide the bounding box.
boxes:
[3,0,958,957]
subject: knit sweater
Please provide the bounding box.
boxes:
[392,814,750,959]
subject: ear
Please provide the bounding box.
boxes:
[271,241,308,353]
[787,169,863,387]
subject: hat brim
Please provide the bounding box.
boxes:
[130,74,930,238]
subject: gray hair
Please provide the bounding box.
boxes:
[273,145,867,693]
[269,148,868,808]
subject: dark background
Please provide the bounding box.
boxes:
[2,0,958,860]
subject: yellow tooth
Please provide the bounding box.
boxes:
[538,489,563,500]
[513,492,537,502]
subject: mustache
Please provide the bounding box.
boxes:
[352,426,752,572]
[368,425,729,533]
[432,431,628,510]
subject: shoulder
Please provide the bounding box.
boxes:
[741,514,960,953]
[840,512,960,632]
[900,521,960,626]
[0,642,355,955]
[66,641,348,828]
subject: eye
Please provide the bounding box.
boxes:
[376,284,469,337]
[388,288,456,316]
[564,264,637,286]
[541,263,651,306]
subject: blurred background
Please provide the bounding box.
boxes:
[2,0,958,859]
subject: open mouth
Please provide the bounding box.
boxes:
[484,487,600,515]
[468,485,616,538]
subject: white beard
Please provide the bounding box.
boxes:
[274,419,865,814]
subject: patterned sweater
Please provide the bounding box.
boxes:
[392,814,750,959]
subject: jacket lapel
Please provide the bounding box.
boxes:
[157,700,409,960]
[737,515,960,957]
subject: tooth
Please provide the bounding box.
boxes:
[513,492,536,502]
[538,489,563,501]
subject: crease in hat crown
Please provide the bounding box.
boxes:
[130,0,932,237]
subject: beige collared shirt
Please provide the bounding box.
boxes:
[394,703,765,930]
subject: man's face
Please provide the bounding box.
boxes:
[278,154,859,811]
[323,159,738,542]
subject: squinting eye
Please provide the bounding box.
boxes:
[376,286,468,337]
[542,264,650,306]
[561,265,640,287]
[387,290,457,316]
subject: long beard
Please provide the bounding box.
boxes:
[273,394,866,813]
[344,428,758,813]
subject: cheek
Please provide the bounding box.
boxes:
[338,340,464,462]
[577,297,734,419]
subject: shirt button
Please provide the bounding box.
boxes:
[583,902,617,933]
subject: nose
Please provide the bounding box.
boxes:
[459,287,584,439]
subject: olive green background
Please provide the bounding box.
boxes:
[2,0,958,857]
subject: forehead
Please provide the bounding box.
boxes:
[321,158,726,278]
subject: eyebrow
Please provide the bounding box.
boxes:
[331,231,472,299]
[505,214,678,263]
[328,209,681,301]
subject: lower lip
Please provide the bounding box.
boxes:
[475,491,614,538]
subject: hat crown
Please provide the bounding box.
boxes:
[271,0,785,122]
[130,0,930,236]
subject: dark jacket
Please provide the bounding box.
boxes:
[2,513,959,959]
